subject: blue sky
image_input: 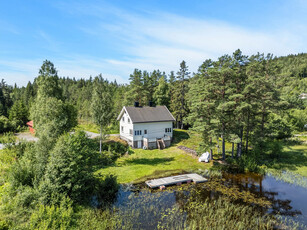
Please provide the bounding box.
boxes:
[1,0,307,86]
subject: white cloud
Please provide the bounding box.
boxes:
[0,58,128,87]
[92,11,306,75]
[1,2,307,86]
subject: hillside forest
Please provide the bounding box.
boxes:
[1,50,307,157]
[0,49,307,229]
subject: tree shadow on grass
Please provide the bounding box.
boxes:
[267,146,307,171]
[172,130,190,145]
[123,157,175,166]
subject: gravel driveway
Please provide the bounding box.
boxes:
[15,133,39,142]
[0,132,119,150]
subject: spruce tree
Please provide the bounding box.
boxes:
[153,76,169,106]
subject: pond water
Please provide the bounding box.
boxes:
[111,172,307,229]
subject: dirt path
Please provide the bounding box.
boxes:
[0,132,119,150]
[84,131,119,139]
[15,133,39,142]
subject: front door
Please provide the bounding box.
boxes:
[137,140,142,148]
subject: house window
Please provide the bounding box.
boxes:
[165,128,172,133]
[144,130,147,134]
[122,117,125,122]
[128,118,130,123]
[129,129,133,135]
[121,126,124,132]
[134,130,142,135]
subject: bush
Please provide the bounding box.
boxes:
[95,174,119,207]
[29,196,74,230]
[13,186,39,209]
[0,116,14,134]
[225,153,261,173]
[267,140,283,159]
[40,131,100,204]
[0,132,16,149]
[9,160,35,188]
[101,140,129,156]
[288,108,307,131]
[76,208,119,230]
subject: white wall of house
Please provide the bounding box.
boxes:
[133,121,173,140]
[119,107,174,148]
[119,109,134,142]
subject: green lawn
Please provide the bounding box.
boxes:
[264,135,307,177]
[96,130,212,183]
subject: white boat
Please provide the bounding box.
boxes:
[199,152,210,163]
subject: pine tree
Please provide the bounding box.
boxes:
[173,61,190,129]
[187,59,216,159]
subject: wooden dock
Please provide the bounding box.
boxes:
[145,173,208,188]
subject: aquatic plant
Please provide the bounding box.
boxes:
[266,169,307,188]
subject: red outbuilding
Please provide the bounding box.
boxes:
[26,120,35,134]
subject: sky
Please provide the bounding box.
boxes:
[1,0,307,86]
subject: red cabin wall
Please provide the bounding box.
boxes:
[29,127,35,134]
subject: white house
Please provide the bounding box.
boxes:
[117,103,175,149]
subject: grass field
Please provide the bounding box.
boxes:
[96,130,212,183]
[266,136,307,177]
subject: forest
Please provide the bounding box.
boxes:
[0,50,307,229]
[1,50,307,155]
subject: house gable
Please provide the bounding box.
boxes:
[117,105,175,149]
[118,105,175,123]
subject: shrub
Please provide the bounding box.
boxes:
[9,160,35,188]
[76,208,119,230]
[39,131,105,205]
[29,196,74,230]
[95,174,119,207]
[0,132,16,149]
[101,140,129,156]
[0,116,14,134]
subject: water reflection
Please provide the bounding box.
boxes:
[111,172,307,229]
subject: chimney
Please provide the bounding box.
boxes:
[134,101,139,107]
[149,101,154,107]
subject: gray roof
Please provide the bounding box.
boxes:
[120,106,175,123]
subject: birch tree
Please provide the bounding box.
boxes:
[91,75,113,154]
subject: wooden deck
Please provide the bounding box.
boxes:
[145,173,208,188]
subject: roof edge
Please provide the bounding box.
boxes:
[163,105,176,121]
[117,106,126,120]
[133,120,175,124]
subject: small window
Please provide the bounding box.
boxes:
[121,126,124,132]
[128,118,130,123]
[129,129,132,135]
[122,117,125,122]
[165,128,172,133]
[144,130,147,134]
[134,130,142,136]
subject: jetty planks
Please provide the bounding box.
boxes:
[145,173,207,188]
